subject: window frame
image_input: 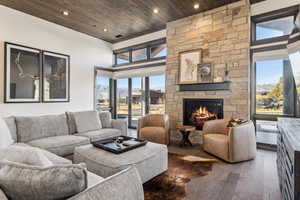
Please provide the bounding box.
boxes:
[251,5,298,45]
[113,38,166,67]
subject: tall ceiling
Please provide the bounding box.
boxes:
[0,0,265,43]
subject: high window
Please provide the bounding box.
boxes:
[113,38,166,66]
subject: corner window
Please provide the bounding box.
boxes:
[95,75,110,111]
[116,52,130,65]
[150,43,167,58]
[132,48,147,62]
[256,16,294,40]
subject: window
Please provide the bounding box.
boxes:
[131,77,144,127]
[255,59,294,116]
[149,75,165,114]
[150,43,167,58]
[95,76,110,111]
[132,48,147,62]
[117,79,129,119]
[255,16,294,40]
[116,52,130,65]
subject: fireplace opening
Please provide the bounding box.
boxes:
[183,99,224,130]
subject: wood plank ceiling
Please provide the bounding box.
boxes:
[0,0,265,43]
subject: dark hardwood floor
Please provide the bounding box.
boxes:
[129,129,281,200]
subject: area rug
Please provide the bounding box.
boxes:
[143,153,217,200]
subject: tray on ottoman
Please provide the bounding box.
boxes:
[91,136,147,154]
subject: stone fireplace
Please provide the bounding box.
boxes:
[183,99,224,130]
[165,0,250,143]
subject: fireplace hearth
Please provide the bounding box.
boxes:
[183,99,224,130]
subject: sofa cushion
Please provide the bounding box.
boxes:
[140,127,166,144]
[99,111,112,128]
[3,117,17,142]
[11,143,72,165]
[27,135,90,157]
[0,188,8,200]
[66,111,77,134]
[203,134,229,160]
[15,114,69,143]
[75,129,121,142]
[0,146,52,167]
[73,111,102,133]
[87,171,104,188]
[0,118,14,147]
[0,161,87,200]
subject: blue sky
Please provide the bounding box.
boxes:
[256,59,283,85]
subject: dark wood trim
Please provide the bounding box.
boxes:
[251,44,287,53]
[178,81,230,91]
[128,78,132,127]
[4,42,43,103]
[113,38,166,54]
[145,77,150,114]
[251,35,288,46]
[251,5,298,23]
[42,50,70,103]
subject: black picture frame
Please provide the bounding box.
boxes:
[42,51,70,103]
[4,42,42,103]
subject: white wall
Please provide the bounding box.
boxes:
[251,0,300,16]
[112,30,166,50]
[0,5,113,116]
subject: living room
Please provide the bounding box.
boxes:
[0,0,299,199]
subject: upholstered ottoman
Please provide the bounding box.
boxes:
[73,142,168,183]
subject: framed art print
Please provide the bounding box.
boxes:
[179,49,202,84]
[42,51,70,102]
[4,42,42,103]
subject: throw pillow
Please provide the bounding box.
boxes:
[66,111,77,134]
[227,118,248,128]
[3,117,17,143]
[99,111,112,128]
[0,118,14,147]
[0,146,53,167]
[73,111,102,133]
[0,161,87,200]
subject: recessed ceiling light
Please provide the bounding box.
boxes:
[62,10,69,16]
[153,8,159,14]
[194,3,200,9]
[104,28,108,32]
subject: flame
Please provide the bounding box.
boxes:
[193,106,217,119]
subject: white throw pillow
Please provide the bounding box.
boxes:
[0,118,14,147]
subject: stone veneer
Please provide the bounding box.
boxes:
[166,0,250,143]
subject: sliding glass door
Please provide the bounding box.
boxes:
[149,75,165,114]
[116,79,129,120]
[130,77,144,128]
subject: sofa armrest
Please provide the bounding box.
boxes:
[68,167,144,200]
[228,121,256,162]
[112,119,128,136]
[202,119,228,135]
[0,188,8,200]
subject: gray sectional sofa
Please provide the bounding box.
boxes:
[0,111,145,200]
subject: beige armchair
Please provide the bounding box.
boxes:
[202,119,256,163]
[137,114,170,145]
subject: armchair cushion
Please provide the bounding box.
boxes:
[139,127,166,144]
[112,119,127,136]
[203,134,229,161]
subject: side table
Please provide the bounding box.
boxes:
[177,126,195,147]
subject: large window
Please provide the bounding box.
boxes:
[149,75,165,114]
[255,59,294,116]
[255,16,294,40]
[116,79,129,119]
[95,75,110,111]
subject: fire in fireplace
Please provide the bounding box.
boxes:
[183,99,224,130]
